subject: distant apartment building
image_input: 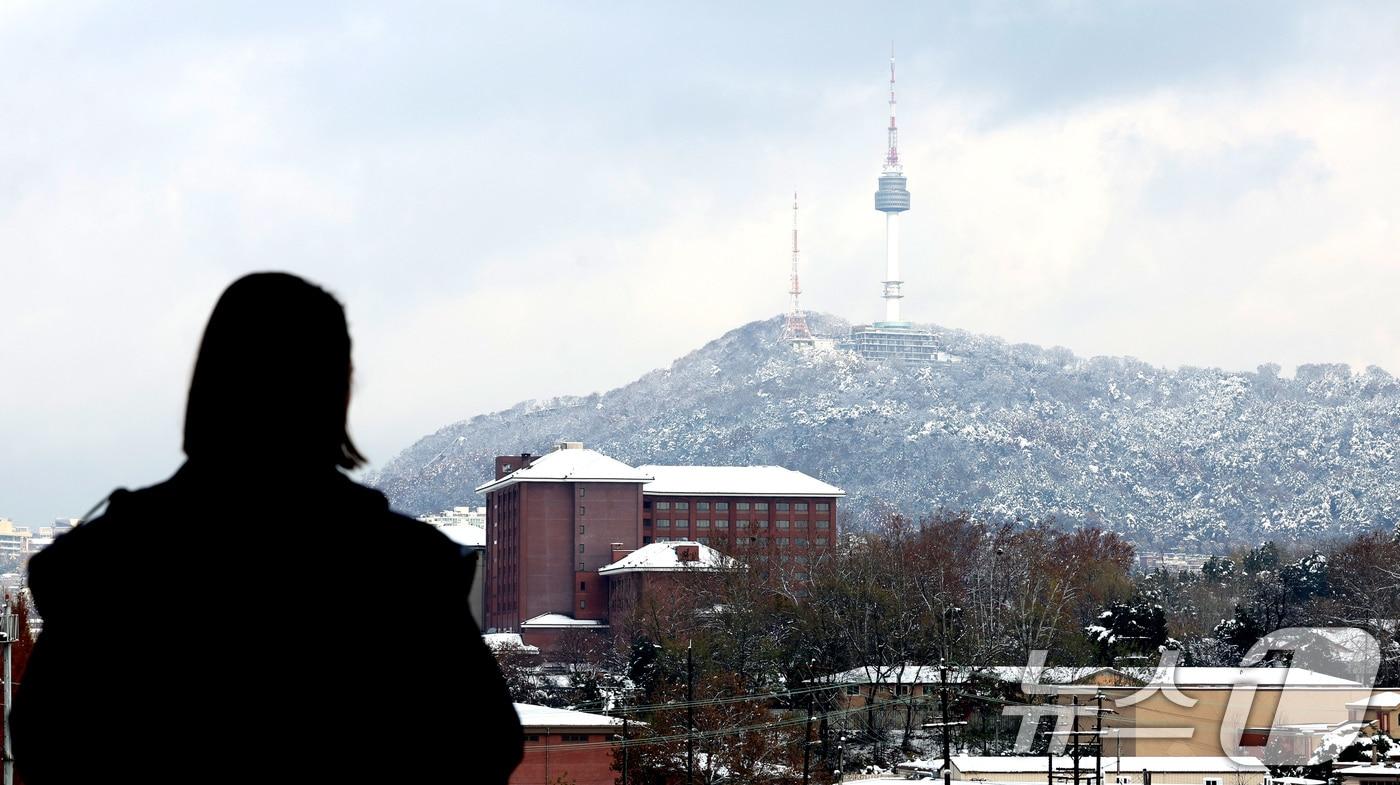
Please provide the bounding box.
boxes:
[0,520,31,556]
[478,442,843,647]
[419,506,486,528]
[417,508,488,621]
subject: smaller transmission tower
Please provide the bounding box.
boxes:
[782,191,815,346]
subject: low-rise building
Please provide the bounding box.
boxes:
[906,754,1271,785]
[512,703,626,785]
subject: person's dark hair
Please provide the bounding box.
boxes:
[183,272,366,470]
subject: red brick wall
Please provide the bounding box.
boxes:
[641,494,839,566]
[521,482,577,623]
[511,732,618,785]
[487,479,644,631]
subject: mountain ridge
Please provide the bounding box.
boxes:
[369,314,1400,549]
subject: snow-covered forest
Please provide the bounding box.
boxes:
[371,314,1400,549]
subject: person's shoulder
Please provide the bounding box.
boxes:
[337,477,458,551]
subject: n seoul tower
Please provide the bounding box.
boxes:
[873,47,911,325]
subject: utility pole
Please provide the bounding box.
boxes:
[1094,692,1105,785]
[2,599,14,785]
[941,661,951,785]
[802,702,814,785]
[621,715,630,785]
[687,641,694,785]
[1071,695,1080,785]
[921,660,966,785]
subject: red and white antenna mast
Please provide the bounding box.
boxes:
[782,191,814,345]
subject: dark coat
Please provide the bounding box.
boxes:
[12,463,522,784]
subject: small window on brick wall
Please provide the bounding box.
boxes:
[561,734,590,743]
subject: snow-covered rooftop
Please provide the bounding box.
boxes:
[520,613,608,629]
[815,664,1361,689]
[1334,765,1400,777]
[437,524,485,547]
[1142,667,1362,688]
[598,541,739,576]
[639,465,844,497]
[1348,690,1400,709]
[514,703,625,729]
[483,632,538,653]
[815,665,1127,686]
[476,446,652,494]
[947,755,1267,774]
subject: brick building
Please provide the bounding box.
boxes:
[511,703,626,785]
[479,442,843,646]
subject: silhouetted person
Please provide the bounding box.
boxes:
[13,273,523,784]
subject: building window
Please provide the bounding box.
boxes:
[580,581,587,591]
[525,734,541,742]
[578,487,586,498]
[816,537,828,545]
[657,519,671,528]
[736,502,750,511]
[816,520,829,529]
[737,520,749,529]
[696,519,710,528]
[698,537,710,544]
[795,519,807,528]
[579,600,586,609]
[796,539,809,547]
[715,520,729,529]
[846,686,860,696]
[776,520,790,529]
[795,502,809,512]
[715,502,729,511]
[561,734,590,743]
[644,518,652,527]
[1204,780,1222,785]
[758,520,769,529]
[754,502,768,511]
[643,499,652,509]
[578,544,585,553]
[674,519,688,529]
[578,525,585,534]
[777,537,789,545]
[776,502,790,511]
[697,502,710,511]
[578,561,585,570]
[655,501,671,510]
[675,501,689,510]
[816,503,830,512]
[643,536,652,544]
[758,537,769,546]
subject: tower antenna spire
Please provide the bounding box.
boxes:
[885,42,901,173]
[782,190,814,346]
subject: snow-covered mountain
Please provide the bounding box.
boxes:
[369,314,1400,549]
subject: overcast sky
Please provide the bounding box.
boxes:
[3,2,1398,524]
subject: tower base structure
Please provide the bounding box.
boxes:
[842,322,956,365]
